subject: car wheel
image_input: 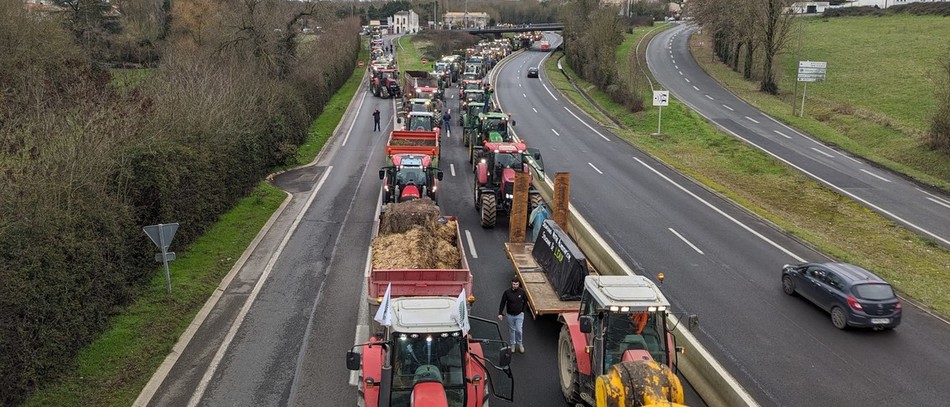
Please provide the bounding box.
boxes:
[831,307,848,330]
[782,275,796,296]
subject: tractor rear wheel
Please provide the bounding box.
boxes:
[558,325,580,403]
[529,194,543,213]
[480,194,497,228]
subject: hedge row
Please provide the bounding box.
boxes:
[824,3,950,17]
[0,3,360,404]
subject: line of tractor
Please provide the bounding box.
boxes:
[349,30,692,407]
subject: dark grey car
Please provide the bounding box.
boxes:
[526,67,539,78]
[782,262,902,330]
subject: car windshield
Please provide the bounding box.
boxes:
[390,332,465,406]
[852,283,895,301]
[604,312,668,368]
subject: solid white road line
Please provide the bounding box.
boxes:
[588,162,604,174]
[705,95,714,100]
[773,130,792,139]
[745,116,760,124]
[450,163,456,177]
[552,129,560,136]
[860,169,892,183]
[810,147,834,158]
[341,92,368,146]
[634,157,806,262]
[188,167,334,407]
[563,107,610,141]
[541,82,558,101]
[465,230,478,259]
[723,104,734,111]
[669,228,705,255]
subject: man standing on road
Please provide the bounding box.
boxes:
[442,109,452,136]
[498,277,526,353]
[372,108,381,132]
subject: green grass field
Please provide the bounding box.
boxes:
[691,15,950,190]
[27,43,372,406]
[397,35,430,72]
[545,26,950,318]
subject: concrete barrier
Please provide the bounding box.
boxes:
[527,164,759,407]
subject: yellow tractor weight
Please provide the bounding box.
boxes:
[594,360,687,407]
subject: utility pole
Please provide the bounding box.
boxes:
[792,16,804,116]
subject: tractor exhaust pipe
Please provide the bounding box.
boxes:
[378,343,393,407]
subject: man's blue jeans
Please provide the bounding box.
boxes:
[505,312,524,346]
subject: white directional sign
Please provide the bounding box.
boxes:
[653,90,670,107]
[797,60,827,82]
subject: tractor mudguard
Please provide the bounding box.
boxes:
[476,162,489,185]
[360,342,385,406]
[560,313,592,376]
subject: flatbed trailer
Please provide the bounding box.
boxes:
[504,242,597,318]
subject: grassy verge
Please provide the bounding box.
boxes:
[290,44,370,168]
[545,32,950,317]
[27,43,371,406]
[27,183,287,406]
[397,35,430,72]
[109,68,154,90]
[688,16,950,191]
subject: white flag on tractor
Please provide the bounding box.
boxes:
[374,283,393,327]
[453,289,470,336]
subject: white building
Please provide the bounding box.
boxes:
[388,10,419,34]
[444,12,490,29]
[842,0,949,7]
[789,2,831,13]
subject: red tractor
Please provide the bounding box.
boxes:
[346,297,514,407]
[372,68,401,98]
[379,154,443,204]
[473,142,544,228]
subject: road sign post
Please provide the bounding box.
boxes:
[796,61,827,118]
[144,223,179,294]
[652,90,670,135]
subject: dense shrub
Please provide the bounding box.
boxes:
[0,0,360,402]
[824,3,950,18]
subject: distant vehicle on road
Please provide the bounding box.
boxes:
[539,41,550,52]
[527,67,539,78]
[782,262,902,330]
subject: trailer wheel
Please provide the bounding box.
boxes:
[558,325,580,403]
[480,194,496,228]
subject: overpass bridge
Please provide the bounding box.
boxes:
[462,23,563,35]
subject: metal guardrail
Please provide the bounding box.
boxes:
[526,164,759,407]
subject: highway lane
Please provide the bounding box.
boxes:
[496,34,950,406]
[647,23,950,249]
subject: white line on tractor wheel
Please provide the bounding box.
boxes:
[465,230,478,259]
[588,162,604,174]
[669,228,705,255]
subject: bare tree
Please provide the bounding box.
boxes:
[757,0,795,94]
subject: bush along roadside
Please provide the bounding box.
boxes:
[545,33,950,318]
[17,21,368,407]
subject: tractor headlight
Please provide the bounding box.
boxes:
[505,194,513,199]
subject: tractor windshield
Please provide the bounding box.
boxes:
[483,119,508,140]
[604,312,668,368]
[493,152,524,171]
[381,71,395,80]
[395,167,427,188]
[390,332,465,406]
[409,116,432,131]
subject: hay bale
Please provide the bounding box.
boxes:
[373,201,462,269]
[380,199,441,235]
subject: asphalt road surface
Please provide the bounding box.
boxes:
[492,33,950,407]
[647,23,950,249]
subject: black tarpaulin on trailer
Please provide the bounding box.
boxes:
[532,219,589,300]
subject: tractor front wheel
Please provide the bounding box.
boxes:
[558,325,580,404]
[480,193,497,228]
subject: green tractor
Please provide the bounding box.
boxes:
[468,112,515,170]
[461,102,485,147]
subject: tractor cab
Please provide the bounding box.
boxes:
[347,297,514,407]
[459,79,483,98]
[559,275,688,405]
[379,154,443,204]
[473,142,544,228]
[461,102,486,145]
[407,98,434,114]
[373,69,401,98]
[405,112,439,133]
[468,113,515,170]
[461,90,487,112]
